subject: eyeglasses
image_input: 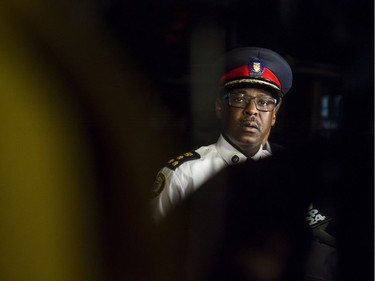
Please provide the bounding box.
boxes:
[223,92,278,112]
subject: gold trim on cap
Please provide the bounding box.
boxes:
[224,79,280,91]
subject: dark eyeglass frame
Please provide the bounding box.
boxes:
[222,92,278,112]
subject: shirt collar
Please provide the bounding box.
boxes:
[216,134,271,165]
[252,145,272,160]
[263,141,272,154]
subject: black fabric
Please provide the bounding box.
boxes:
[269,142,286,154]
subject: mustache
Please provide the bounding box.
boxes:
[240,116,262,130]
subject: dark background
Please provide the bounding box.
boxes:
[99,0,373,150]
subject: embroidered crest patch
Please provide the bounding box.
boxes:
[151,172,166,198]
[165,151,201,170]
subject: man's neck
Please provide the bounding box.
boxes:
[240,144,263,158]
[223,135,262,158]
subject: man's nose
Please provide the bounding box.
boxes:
[244,98,258,115]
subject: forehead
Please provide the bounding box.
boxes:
[229,87,274,97]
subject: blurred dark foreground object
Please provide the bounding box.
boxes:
[156,148,312,281]
[154,137,373,281]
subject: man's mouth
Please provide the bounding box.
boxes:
[240,118,261,131]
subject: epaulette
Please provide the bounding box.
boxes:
[151,151,201,198]
[165,151,201,171]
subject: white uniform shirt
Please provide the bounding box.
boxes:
[151,135,271,222]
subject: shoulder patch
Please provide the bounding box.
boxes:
[151,172,166,198]
[165,151,201,171]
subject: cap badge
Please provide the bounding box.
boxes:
[248,59,264,78]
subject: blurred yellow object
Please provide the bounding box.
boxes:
[0,3,101,281]
[0,1,172,280]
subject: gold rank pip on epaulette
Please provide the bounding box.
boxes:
[165,151,201,170]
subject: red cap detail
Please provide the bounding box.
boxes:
[220,64,281,89]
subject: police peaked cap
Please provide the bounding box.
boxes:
[219,47,293,97]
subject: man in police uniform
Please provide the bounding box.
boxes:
[151,47,293,222]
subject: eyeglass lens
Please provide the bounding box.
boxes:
[228,93,276,111]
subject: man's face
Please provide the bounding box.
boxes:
[216,87,277,153]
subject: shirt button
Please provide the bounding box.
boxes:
[231,155,239,163]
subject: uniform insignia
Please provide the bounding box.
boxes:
[248,58,264,77]
[305,207,332,230]
[151,172,166,198]
[165,151,201,171]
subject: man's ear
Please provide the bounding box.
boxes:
[272,98,281,126]
[271,112,277,126]
[215,98,223,119]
